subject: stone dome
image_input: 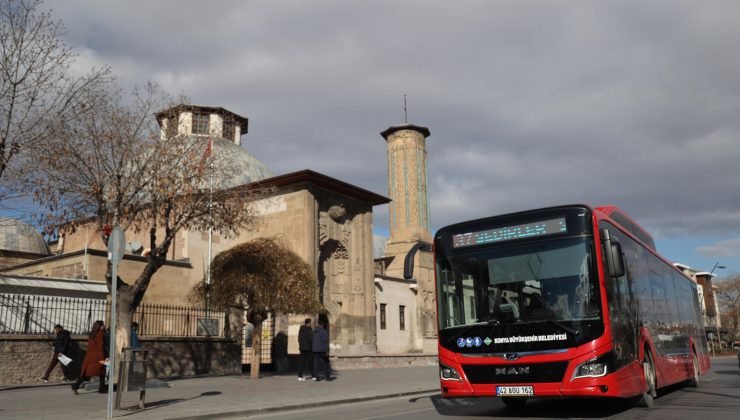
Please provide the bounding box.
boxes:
[211,136,273,187]
[180,135,273,189]
[0,218,51,255]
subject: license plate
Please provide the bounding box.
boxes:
[496,386,534,397]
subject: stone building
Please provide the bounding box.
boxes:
[674,263,724,343]
[0,218,51,268]
[1,105,435,367]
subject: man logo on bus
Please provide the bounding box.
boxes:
[496,366,530,375]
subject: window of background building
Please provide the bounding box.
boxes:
[380,303,386,330]
[399,305,405,331]
[192,112,210,135]
[223,118,235,141]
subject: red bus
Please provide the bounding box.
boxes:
[434,204,710,408]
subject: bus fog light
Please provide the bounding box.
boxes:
[440,364,462,382]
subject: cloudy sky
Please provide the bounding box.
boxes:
[43,0,740,275]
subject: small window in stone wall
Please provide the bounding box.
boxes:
[399,305,406,330]
[223,119,235,141]
[380,303,386,330]
[192,112,210,135]
[200,232,220,243]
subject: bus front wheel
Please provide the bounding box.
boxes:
[501,397,527,408]
[632,350,657,408]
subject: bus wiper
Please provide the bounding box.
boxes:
[545,319,580,336]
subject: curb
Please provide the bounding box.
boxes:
[167,388,439,419]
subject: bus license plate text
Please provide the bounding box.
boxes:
[496,386,534,397]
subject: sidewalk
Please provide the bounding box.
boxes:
[0,366,439,419]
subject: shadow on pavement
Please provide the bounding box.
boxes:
[714,370,740,376]
[117,391,222,417]
[430,394,634,417]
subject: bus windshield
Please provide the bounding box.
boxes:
[437,237,601,331]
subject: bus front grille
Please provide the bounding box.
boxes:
[461,362,569,384]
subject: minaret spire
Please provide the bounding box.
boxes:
[403,94,408,124]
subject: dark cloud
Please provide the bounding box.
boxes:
[46,0,740,243]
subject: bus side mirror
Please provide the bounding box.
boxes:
[601,229,625,278]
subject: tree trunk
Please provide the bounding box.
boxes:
[226,306,244,343]
[251,319,262,379]
[109,284,135,383]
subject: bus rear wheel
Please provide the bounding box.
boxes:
[687,352,700,388]
[632,350,657,408]
[501,397,527,408]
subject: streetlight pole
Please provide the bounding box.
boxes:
[708,262,726,353]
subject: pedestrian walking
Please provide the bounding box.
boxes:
[312,319,333,381]
[297,318,313,380]
[40,324,71,382]
[71,320,107,394]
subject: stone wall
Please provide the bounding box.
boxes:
[143,337,241,378]
[0,335,241,385]
[332,354,437,370]
[0,335,88,384]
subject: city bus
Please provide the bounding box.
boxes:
[434,204,710,408]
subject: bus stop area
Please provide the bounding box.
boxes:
[0,365,438,419]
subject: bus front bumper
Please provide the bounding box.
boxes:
[440,359,644,399]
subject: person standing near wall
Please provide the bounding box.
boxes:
[71,320,107,394]
[297,318,313,380]
[40,324,71,382]
[130,322,140,348]
[312,319,333,381]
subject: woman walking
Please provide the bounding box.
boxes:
[71,320,107,394]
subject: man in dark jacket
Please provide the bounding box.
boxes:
[40,324,71,382]
[312,319,333,381]
[297,318,313,380]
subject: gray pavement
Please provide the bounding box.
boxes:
[0,366,439,420]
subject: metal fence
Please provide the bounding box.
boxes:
[134,304,225,337]
[0,294,107,335]
[0,293,225,337]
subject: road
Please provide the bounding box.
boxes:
[247,356,740,420]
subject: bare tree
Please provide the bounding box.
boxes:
[717,275,740,344]
[0,0,108,206]
[196,237,321,379]
[28,82,270,358]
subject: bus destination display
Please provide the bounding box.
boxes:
[452,217,567,248]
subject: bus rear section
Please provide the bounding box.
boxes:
[434,204,709,407]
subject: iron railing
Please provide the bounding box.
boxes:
[134,303,226,337]
[0,293,225,337]
[0,294,106,335]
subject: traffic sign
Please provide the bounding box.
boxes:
[108,226,126,262]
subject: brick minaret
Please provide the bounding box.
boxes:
[380,124,431,245]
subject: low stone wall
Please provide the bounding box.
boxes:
[0,334,88,384]
[0,335,241,385]
[143,336,241,379]
[332,353,438,370]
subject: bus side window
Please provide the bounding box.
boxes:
[599,223,638,368]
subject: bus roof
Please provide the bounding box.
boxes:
[595,205,656,251]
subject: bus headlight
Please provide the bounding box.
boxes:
[440,364,463,382]
[573,352,614,379]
